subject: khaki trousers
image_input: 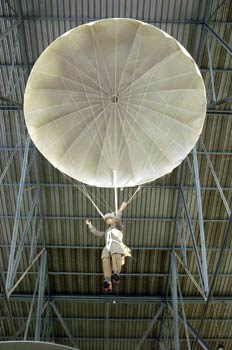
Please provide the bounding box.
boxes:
[102,253,122,281]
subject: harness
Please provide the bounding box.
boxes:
[106,227,123,252]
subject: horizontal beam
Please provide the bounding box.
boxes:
[0,16,232,25]
[0,104,22,110]
[1,63,232,73]
[207,109,232,115]
[0,182,232,191]
[0,104,231,115]
[1,244,232,252]
[1,149,232,156]
[0,17,208,23]
[0,96,23,107]
[0,316,231,322]
[0,336,231,342]
[2,294,232,304]
[1,244,232,253]
[0,214,229,223]
[1,271,232,278]
[1,336,232,343]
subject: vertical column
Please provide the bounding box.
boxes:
[104,302,110,350]
[193,146,209,296]
[171,252,179,350]
[206,39,217,103]
[35,250,47,340]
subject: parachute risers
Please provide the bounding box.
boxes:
[113,169,118,214]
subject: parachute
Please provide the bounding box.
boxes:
[24,18,206,194]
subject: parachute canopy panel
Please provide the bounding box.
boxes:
[24,18,206,188]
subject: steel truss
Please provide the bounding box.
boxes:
[0,0,232,349]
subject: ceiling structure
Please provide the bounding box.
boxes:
[0,1,231,350]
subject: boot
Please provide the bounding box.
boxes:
[112,273,120,284]
[103,279,112,293]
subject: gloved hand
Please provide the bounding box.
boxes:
[86,219,92,226]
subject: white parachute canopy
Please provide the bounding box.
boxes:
[24,18,206,188]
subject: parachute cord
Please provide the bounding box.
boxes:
[84,191,105,219]
[61,172,105,219]
[125,185,142,206]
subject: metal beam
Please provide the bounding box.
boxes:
[176,219,187,267]
[171,253,179,350]
[5,35,20,97]
[13,0,30,68]
[0,16,205,23]
[0,95,23,106]
[196,0,211,64]
[0,104,231,114]
[178,312,209,350]
[29,216,42,265]
[1,181,232,189]
[208,0,228,20]
[193,146,209,296]
[8,248,45,297]
[174,252,205,298]
[200,140,231,217]
[0,104,22,110]
[1,63,232,73]
[0,252,17,336]
[24,273,39,340]
[135,303,165,350]
[6,134,30,292]
[0,15,232,24]
[2,243,232,252]
[41,304,50,341]
[180,188,205,292]
[205,23,232,55]
[0,19,21,42]
[50,301,79,349]
[35,250,47,341]
[6,67,27,97]
[9,189,40,287]
[192,213,232,350]
[208,96,232,108]
[0,335,232,342]
[0,142,21,185]
[3,294,232,304]
[0,214,230,223]
[1,315,232,323]
[3,270,232,278]
[104,303,110,350]
[206,39,217,103]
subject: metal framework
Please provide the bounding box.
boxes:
[0,0,231,349]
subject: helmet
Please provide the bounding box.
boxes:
[104,212,115,220]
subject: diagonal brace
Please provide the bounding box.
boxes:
[204,23,232,56]
[135,303,165,350]
[0,19,21,42]
[6,135,30,291]
[9,189,40,288]
[50,301,79,349]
